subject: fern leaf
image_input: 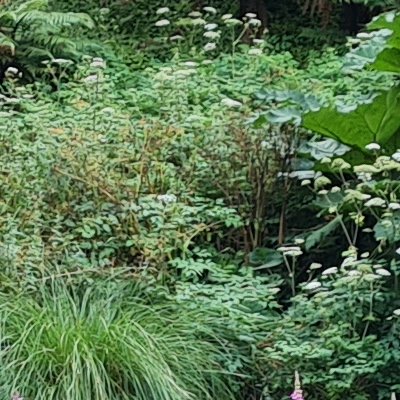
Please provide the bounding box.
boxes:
[0,11,17,26]
[17,11,94,29]
[0,32,16,55]
[14,0,48,13]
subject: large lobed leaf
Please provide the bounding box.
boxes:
[303,86,400,151]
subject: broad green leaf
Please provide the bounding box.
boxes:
[303,86,400,151]
[374,215,400,243]
[250,248,284,269]
[305,216,342,251]
[373,47,400,73]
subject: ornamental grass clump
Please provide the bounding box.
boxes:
[0,281,238,400]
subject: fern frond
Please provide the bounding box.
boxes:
[25,34,79,56]
[18,45,52,60]
[14,0,48,13]
[0,11,17,26]
[17,10,94,29]
[0,32,15,55]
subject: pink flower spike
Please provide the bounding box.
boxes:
[290,390,304,400]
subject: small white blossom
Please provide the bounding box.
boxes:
[188,11,202,17]
[314,175,331,188]
[278,246,303,257]
[5,67,18,75]
[392,152,400,162]
[248,48,262,56]
[365,142,381,151]
[221,97,242,108]
[155,19,170,27]
[321,157,332,164]
[83,74,99,84]
[357,172,373,182]
[376,268,391,276]
[294,238,305,245]
[245,12,257,18]
[394,309,400,316]
[347,270,362,277]
[156,7,170,14]
[170,35,184,41]
[301,179,311,186]
[52,58,73,65]
[331,158,351,170]
[357,32,371,39]
[157,194,177,204]
[191,17,206,25]
[310,262,322,270]
[253,38,264,45]
[248,18,262,27]
[204,31,220,39]
[204,42,217,51]
[331,186,341,193]
[341,256,357,267]
[269,287,281,294]
[90,60,106,69]
[182,61,198,68]
[303,281,322,290]
[224,18,243,25]
[221,13,233,20]
[322,267,338,275]
[354,164,380,174]
[284,250,303,257]
[205,22,218,30]
[389,202,400,210]
[174,69,196,77]
[361,252,369,258]
[278,246,301,252]
[318,190,329,195]
[203,6,217,14]
[365,197,386,207]
[396,247,400,255]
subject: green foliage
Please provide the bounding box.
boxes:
[303,11,400,153]
[0,0,94,81]
[303,86,400,152]
[0,280,241,400]
[1,0,400,398]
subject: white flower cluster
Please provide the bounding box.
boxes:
[221,97,242,108]
[90,57,106,69]
[278,246,303,257]
[157,194,177,204]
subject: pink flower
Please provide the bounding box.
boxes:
[290,390,304,400]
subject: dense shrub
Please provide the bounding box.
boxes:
[0,0,399,398]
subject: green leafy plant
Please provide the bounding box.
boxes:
[303,11,400,153]
[0,0,94,82]
[0,279,241,400]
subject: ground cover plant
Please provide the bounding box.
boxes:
[0,0,400,399]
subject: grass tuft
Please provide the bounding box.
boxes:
[0,281,237,400]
